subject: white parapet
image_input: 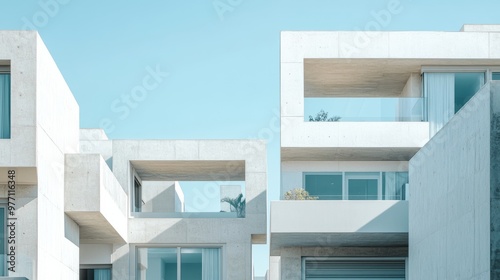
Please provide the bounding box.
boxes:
[270,200,408,251]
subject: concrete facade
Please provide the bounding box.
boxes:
[272,25,500,279]
[0,31,267,280]
[409,81,500,279]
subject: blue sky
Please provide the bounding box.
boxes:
[1,0,500,276]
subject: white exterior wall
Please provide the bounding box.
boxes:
[0,31,80,280]
[35,33,80,280]
[409,84,492,279]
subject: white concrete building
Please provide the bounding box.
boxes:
[271,25,500,279]
[0,31,267,280]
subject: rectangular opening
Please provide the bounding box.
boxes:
[300,172,408,201]
[0,66,11,139]
[137,247,221,280]
[131,160,246,218]
[80,266,111,280]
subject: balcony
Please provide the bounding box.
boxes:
[305,97,424,122]
[64,154,127,243]
[282,98,428,161]
[270,200,408,252]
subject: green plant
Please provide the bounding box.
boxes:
[221,193,246,218]
[309,109,341,122]
[283,188,318,200]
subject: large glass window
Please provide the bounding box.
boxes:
[304,173,342,200]
[0,71,11,139]
[137,247,221,280]
[302,172,408,201]
[493,72,500,80]
[303,258,406,279]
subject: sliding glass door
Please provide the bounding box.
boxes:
[345,173,379,200]
[303,172,408,201]
[137,247,221,280]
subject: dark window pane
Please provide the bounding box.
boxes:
[181,248,202,280]
[493,72,500,80]
[348,179,378,200]
[455,72,484,113]
[305,174,343,200]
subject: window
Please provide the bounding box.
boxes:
[303,258,406,279]
[137,247,221,280]
[133,178,142,212]
[304,173,342,200]
[493,72,500,80]
[345,173,379,200]
[0,69,10,139]
[302,172,408,201]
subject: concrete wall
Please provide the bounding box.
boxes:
[0,31,81,280]
[34,33,80,280]
[271,200,408,234]
[141,181,177,213]
[489,81,500,278]
[409,83,493,279]
[80,244,113,265]
[65,154,127,244]
[0,31,37,168]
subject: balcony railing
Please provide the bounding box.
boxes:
[305,97,424,122]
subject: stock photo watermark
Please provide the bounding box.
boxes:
[22,0,71,30]
[99,64,169,134]
[213,0,244,21]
